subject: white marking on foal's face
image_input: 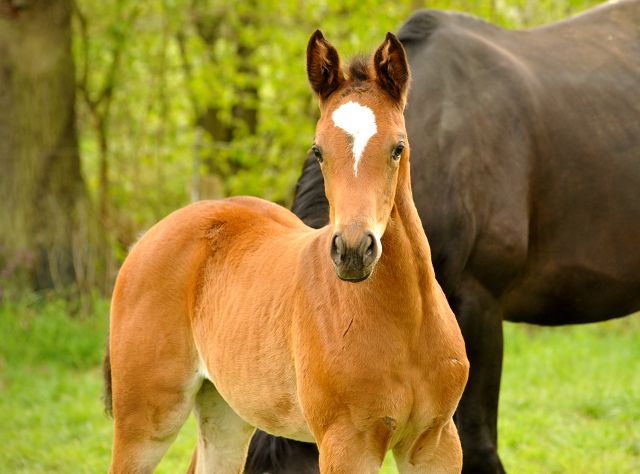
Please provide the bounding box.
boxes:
[332,101,377,177]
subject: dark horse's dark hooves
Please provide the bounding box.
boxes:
[244,431,320,474]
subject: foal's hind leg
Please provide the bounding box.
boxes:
[187,379,256,474]
[109,368,199,474]
[108,309,202,473]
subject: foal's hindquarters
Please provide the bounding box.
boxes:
[107,30,468,474]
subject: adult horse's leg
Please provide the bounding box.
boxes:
[187,380,256,474]
[452,275,505,474]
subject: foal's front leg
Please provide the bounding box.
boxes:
[187,379,256,474]
[393,421,463,474]
[315,422,390,474]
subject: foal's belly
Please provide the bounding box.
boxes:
[228,387,316,443]
[198,345,316,443]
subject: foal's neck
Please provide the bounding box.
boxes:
[383,163,435,286]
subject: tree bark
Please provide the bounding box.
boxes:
[0,0,111,294]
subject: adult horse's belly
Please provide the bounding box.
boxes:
[501,263,640,325]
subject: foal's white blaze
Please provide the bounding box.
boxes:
[332,101,377,177]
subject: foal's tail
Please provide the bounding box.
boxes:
[102,335,114,417]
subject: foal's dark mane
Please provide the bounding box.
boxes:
[338,55,376,98]
[347,55,371,82]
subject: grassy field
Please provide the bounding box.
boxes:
[1,295,639,473]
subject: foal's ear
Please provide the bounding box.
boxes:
[306,30,345,102]
[373,32,410,105]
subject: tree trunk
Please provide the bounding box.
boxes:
[0,0,112,294]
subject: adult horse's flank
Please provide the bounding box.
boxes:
[105,32,468,473]
[246,2,640,473]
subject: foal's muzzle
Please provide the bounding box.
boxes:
[330,229,381,282]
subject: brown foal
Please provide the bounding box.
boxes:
[106,31,468,474]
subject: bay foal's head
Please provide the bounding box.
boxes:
[306,31,410,281]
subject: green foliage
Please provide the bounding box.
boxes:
[71,0,604,256]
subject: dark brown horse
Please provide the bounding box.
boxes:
[246,1,640,473]
[104,31,469,473]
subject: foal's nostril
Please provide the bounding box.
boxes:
[335,234,346,255]
[361,231,379,267]
[360,235,373,257]
[365,237,374,257]
[331,229,379,277]
[330,232,344,265]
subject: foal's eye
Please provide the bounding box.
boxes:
[312,145,323,163]
[392,143,405,161]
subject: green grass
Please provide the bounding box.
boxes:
[499,317,640,474]
[0,295,639,473]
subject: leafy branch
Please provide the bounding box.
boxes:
[73,0,141,222]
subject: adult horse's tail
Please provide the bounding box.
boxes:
[102,335,114,417]
[244,151,327,474]
[245,430,320,474]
